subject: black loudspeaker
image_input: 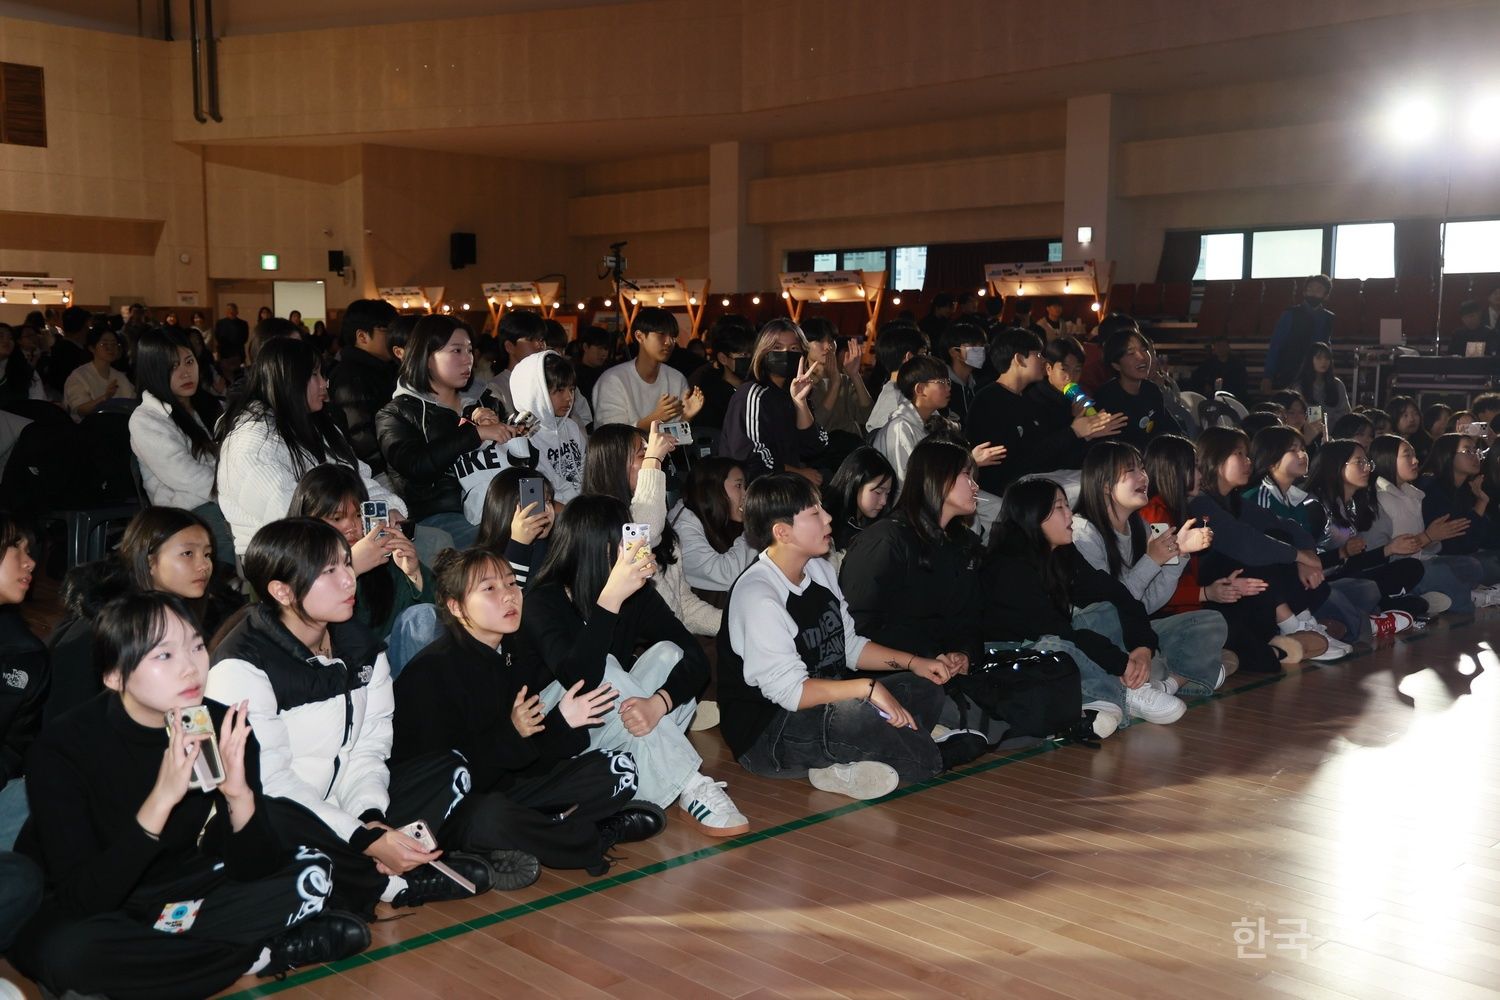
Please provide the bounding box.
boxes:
[328,250,346,274]
[450,232,477,270]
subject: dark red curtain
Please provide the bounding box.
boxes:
[1156,230,1202,283]
[922,238,1052,293]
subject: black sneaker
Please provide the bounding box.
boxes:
[390,853,493,908]
[485,848,541,891]
[260,910,370,977]
[598,801,666,846]
[934,728,989,770]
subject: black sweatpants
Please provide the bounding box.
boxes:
[1202,589,1284,673]
[261,750,469,917]
[9,850,333,1000]
[443,750,637,872]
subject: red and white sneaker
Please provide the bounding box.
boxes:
[1368,610,1415,639]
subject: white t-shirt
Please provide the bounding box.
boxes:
[591,359,688,428]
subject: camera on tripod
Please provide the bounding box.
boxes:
[601,241,628,275]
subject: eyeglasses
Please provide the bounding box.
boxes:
[1346,458,1374,471]
[922,378,952,388]
[1456,448,1480,457]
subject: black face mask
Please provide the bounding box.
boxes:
[763,350,802,378]
[730,356,752,380]
[1304,296,1325,310]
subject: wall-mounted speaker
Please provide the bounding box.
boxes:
[450,232,477,270]
[328,250,346,274]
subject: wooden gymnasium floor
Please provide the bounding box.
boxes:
[8,604,1500,999]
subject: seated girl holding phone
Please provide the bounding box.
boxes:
[12,591,370,998]
[583,423,723,635]
[393,548,661,882]
[207,518,493,918]
[287,464,432,643]
[518,496,749,837]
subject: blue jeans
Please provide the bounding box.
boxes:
[1317,577,1379,639]
[1151,610,1229,695]
[1418,555,1484,613]
[1067,603,1133,722]
[386,603,439,679]
[738,670,944,785]
[0,851,42,951]
[0,778,27,851]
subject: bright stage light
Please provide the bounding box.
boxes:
[1382,91,1441,146]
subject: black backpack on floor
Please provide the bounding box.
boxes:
[947,646,1082,740]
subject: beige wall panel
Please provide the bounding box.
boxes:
[567,185,709,236]
[747,151,1064,226]
[360,144,574,307]
[579,150,709,196]
[764,108,1066,176]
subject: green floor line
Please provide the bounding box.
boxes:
[221,612,1482,999]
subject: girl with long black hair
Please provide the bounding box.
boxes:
[207,518,492,918]
[1143,435,1316,671]
[476,467,556,587]
[1069,441,1228,695]
[12,591,370,999]
[839,439,984,683]
[1367,433,1482,613]
[1300,439,1432,632]
[670,455,754,596]
[583,423,720,635]
[821,446,897,565]
[286,464,431,641]
[520,496,747,837]
[1417,434,1500,582]
[1190,427,1351,659]
[1294,342,1351,429]
[45,506,245,722]
[128,328,234,562]
[217,337,403,559]
[981,477,1184,733]
[376,315,515,549]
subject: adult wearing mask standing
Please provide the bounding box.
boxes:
[1264,274,1334,393]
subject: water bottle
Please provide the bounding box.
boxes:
[1062,382,1098,416]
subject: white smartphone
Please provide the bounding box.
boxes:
[170,706,224,793]
[399,820,477,894]
[1307,405,1324,425]
[1464,420,1489,438]
[622,522,651,549]
[1149,522,1179,566]
[658,419,692,446]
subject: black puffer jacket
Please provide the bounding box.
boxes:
[375,386,482,523]
[330,346,398,475]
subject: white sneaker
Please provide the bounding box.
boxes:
[1419,591,1451,615]
[807,761,899,800]
[1082,700,1123,739]
[1124,684,1186,724]
[1151,676,1181,696]
[677,774,749,837]
[688,700,720,732]
[1294,611,1354,661]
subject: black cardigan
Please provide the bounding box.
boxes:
[979,546,1159,675]
[391,624,586,792]
[18,695,281,918]
[839,516,983,662]
[516,581,709,711]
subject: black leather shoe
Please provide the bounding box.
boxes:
[485,848,541,891]
[261,910,370,977]
[390,852,493,908]
[599,801,666,846]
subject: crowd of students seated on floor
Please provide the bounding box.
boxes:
[2,281,1500,999]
